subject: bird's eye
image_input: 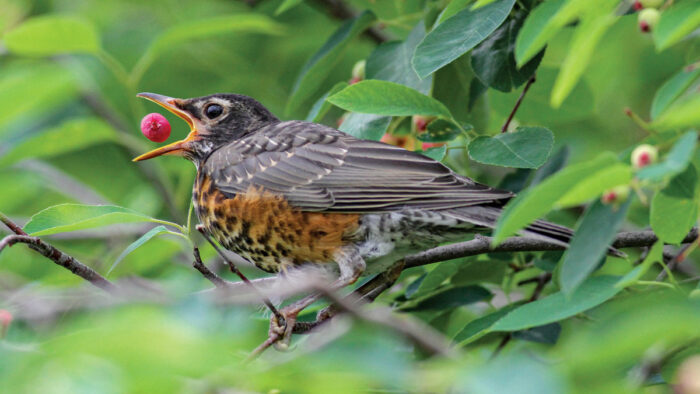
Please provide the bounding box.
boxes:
[205,104,223,119]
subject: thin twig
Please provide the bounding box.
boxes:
[501,76,536,133]
[0,234,117,293]
[192,247,228,288]
[656,234,700,281]
[196,226,285,324]
[493,272,552,357]
[0,213,26,235]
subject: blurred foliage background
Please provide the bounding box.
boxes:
[1,0,700,392]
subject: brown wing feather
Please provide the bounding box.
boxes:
[203,121,514,213]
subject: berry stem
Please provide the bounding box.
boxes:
[624,107,656,136]
[501,75,536,133]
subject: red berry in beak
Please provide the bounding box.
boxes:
[140,113,171,143]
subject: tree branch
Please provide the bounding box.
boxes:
[404,229,699,269]
[0,234,117,293]
[192,247,228,288]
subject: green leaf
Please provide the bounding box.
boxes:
[437,0,471,23]
[493,152,618,244]
[453,303,523,345]
[422,145,448,161]
[550,11,617,108]
[133,14,284,83]
[412,0,516,78]
[636,131,697,181]
[471,0,499,8]
[338,113,391,141]
[457,352,566,393]
[512,323,561,344]
[650,66,700,120]
[468,126,554,169]
[651,164,699,244]
[366,21,431,94]
[432,55,479,125]
[3,15,100,56]
[275,0,304,15]
[652,94,700,131]
[287,11,376,114]
[0,63,78,136]
[514,0,568,66]
[327,80,452,118]
[23,204,166,236]
[412,261,460,298]
[417,119,467,142]
[306,82,348,122]
[149,14,283,58]
[471,11,544,92]
[559,199,631,295]
[108,226,172,275]
[556,164,632,207]
[399,285,492,311]
[615,241,664,288]
[0,118,117,167]
[653,1,700,51]
[491,276,622,331]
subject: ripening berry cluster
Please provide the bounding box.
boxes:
[633,0,663,33]
[600,144,659,205]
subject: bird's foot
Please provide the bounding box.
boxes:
[269,306,300,351]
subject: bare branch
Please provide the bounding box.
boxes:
[501,75,536,133]
[404,229,699,269]
[192,247,228,288]
[0,234,117,293]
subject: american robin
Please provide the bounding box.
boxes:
[133,92,595,344]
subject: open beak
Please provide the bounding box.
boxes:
[132,93,199,162]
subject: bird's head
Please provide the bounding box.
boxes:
[132,92,278,163]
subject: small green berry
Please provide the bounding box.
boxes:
[601,185,631,204]
[631,144,658,169]
[638,8,661,33]
[350,60,366,84]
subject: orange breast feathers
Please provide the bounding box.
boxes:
[196,177,360,264]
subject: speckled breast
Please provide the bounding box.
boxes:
[192,173,360,273]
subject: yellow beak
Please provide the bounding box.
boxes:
[132,93,199,162]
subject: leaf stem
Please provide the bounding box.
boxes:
[636,280,676,290]
[149,218,187,234]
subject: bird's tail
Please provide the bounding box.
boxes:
[445,205,625,257]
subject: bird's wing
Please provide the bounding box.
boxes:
[203,121,513,212]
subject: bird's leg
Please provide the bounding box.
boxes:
[270,245,366,350]
[315,259,405,323]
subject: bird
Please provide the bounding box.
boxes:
[133,92,599,345]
